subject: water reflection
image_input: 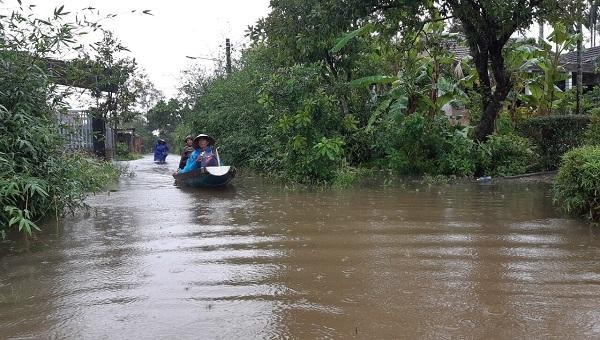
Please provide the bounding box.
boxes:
[1,156,600,339]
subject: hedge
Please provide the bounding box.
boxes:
[517,115,591,170]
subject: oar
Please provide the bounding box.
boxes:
[215,147,221,166]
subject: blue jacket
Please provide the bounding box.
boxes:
[154,143,169,161]
[179,146,217,173]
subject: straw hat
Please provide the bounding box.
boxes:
[193,134,215,145]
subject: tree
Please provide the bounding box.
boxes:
[0,3,126,236]
[82,31,142,129]
[251,0,582,140]
[146,98,183,137]
[249,0,429,117]
[439,0,584,140]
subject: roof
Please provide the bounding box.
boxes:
[443,39,471,60]
[559,46,600,73]
[439,36,600,74]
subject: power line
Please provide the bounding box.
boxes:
[185,55,219,62]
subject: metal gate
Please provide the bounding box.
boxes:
[58,110,114,158]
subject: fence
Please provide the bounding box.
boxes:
[58,110,93,150]
[58,109,114,158]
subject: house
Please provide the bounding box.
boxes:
[557,46,600,92]
[441,39,600,123]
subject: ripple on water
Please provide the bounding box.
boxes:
[2,157,599,339]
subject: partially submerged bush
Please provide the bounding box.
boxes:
[477,133,537,176]
[1,151,121,236]
[377,113,477,177]
[0,7,123,236]
[439,131,477,177]
[375,113,539,178]
[517,115,591,170]
[553,145,600,221]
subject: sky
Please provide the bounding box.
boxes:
[6,0,272,98]
[3,1,590,102]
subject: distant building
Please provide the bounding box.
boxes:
[557,46,600,92]
[116,129,143,154]
[441,37,471,125]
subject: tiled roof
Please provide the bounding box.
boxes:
[560,46,600,64]
[443,38,471,60]
[440,38,600,74]
[559,46,600,73]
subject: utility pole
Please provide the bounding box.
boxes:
[225,38,232,75]
[576,20,583,115]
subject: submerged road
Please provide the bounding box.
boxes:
[1,155,600,339]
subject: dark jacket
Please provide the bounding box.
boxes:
[178,145,195,169]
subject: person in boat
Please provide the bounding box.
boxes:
[153,139,169,163]
[178,134,218,173]
[178,135,195,170]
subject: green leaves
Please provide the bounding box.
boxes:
[53,5,70,17]
[5,206,40,234]
[23,180,48,198]
[554,145,600,221]
[314,136,345,161]
[291,135,307,151]
[330,24,372,54]
[0,4,125,236]
[350,75,396,88]
[389,95,409,116]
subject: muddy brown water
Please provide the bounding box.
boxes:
[1,155,599,339]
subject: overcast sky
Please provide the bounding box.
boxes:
[7,0,271,98]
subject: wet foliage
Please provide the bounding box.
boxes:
[173,0,595,187]
[518,115,591,170]
[554,145,600,221]
[0,4,127,237]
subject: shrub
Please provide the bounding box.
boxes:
[476,133,537,176]
[553,145,600,221]
[379,113,442,175]
[517,115,591,170]
[585,114,600,146]
[0,8,122,236]
[375,113,476,177]
[1,151,121,236]
[116,142,129,157]
[258,62,351,183]
[439,131,477,177]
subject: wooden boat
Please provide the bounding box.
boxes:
[173,166,236,188]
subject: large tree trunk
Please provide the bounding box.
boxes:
[463,30,512,141]
[446,0,536,141]
[475,41,513,141]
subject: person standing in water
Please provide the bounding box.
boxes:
[153,139,169,164]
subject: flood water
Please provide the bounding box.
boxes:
[1,155,600,339]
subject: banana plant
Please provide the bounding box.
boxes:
[518,23,580,115]
[346,20,475,128]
